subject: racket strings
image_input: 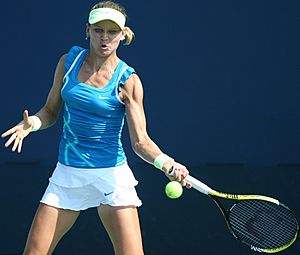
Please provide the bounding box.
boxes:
[231,214,293,247]
[231,205,295,243]
[230,201,297,249]
[230,211,292,248]
[230,203,296,248]
[228,200,298,250]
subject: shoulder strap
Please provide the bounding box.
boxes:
[115,62,136,105]
[64,46,85,70]
[63,49,86,82]
[119,65,135,85]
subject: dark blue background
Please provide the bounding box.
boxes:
[0,0,299,254]
[1,0,299,166]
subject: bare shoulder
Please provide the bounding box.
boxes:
[50,53,68,90]
[57,53,68,69]
[121,73,144,102]
[60,53,68,62]
[52,53,69,83]
[124,73,143,90]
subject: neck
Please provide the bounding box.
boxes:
[86,50,119,72]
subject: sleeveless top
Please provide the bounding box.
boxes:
[58,46,135,168]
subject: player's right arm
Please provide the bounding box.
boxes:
[1,54,67,153]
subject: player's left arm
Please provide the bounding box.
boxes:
[120,74,189,183]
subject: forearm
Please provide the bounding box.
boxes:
[33,105,61,130]
[132,136,174,171]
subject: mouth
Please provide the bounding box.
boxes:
[101,44,108,49]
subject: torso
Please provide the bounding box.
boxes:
[59,46,135,168]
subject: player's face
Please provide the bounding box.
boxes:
[88,20,124,56]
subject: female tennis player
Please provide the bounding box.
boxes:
[1,1,189,254]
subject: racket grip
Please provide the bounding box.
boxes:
[186,175,212,195]
[168,167,212,195]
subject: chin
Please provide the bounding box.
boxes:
[96,49,112,57]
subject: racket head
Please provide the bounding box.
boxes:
[227,199,299,253]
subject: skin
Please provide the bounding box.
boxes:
[1,19,190,255]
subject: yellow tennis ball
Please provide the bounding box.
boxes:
[165,181,183,199]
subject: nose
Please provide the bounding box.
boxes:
[100,31,109,40]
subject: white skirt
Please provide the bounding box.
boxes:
[40,162,142,211]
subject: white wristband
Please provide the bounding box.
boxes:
[29,116,42,132]
[153,154,173,170]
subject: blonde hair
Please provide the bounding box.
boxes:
[90,1,134,45]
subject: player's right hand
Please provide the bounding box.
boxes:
[1,110,34,153]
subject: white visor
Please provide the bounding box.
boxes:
[88,8,126,29]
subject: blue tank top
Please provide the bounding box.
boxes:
[58,46,135,168]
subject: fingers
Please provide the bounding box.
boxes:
[171,166,188,180]
[23,110,29,121]
[23,110,33,129]
[1,126,17,138]
[166,164,192,188]
[2,110,31,152]
[23,110,30,123]
[1,110,29,138]
[186,182,192,189]
[18,138,23,153]
[2,126,25,153]
[12,135,20,152]
[4,133,17,148]
[3,132,24,153]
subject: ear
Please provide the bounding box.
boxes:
[120,29,126,41]
[86,23,91,38]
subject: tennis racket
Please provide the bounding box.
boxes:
[167,169,299,253]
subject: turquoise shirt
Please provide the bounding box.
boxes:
[58,46,135,168]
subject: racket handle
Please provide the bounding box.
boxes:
[186,175,213,195]
[168,168,213,195]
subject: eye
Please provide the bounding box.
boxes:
[94,28,104,33]
[108,30,119,35]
